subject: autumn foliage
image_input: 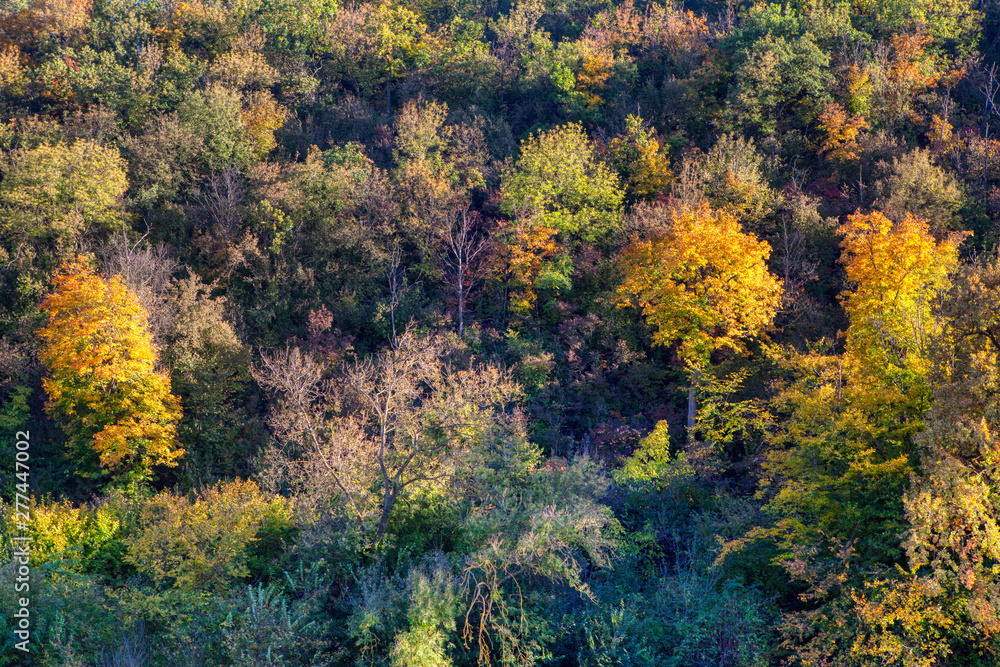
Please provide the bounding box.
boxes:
[38,258,182,488]
[618,203,783,364]
[5,0,1000,663]
[838,211,968,384]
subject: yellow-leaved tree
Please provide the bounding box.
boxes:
[38,258,183,491]
[838,211,968,389]
[618,203,783,433]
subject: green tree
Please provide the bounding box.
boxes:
[723,12,832,136]
[177,84,256,170]
[0,141,127,327]
[874,149,965,233]
[501,122,623,245]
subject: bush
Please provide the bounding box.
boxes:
[125,479,295,591]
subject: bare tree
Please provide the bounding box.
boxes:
[386,243,404,348]
[255,327,520,548]
[980,63,1000,193]
[252,346,374,525]
[203,166,246,238]
[346,328,519,545]
[100,625,149,667]
[98,228,179,349]
[441,208,491,337]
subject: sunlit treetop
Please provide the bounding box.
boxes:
[617,203,784,365]
[838,210,968,386]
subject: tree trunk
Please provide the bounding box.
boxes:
[457,265,465,338]
[373,485,397,547]
[687,383,697,432]
[687,365,701,443]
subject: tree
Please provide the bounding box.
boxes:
[605,114,674,202]
[902,261,1000,654]
[37,258,183,490]
[501,122,623,245]
[254,327,521,547]
[818,102,869,164]
[368,2,428,115]
[874,149,965,233]
[0,141,127,242]
[440,208,491,337]
[837,211,967,389]
[724,30,832,136]
[346,330,520,546]
[617,203,783,430]
[490,217,562,318]
[125,479,293,592]
[0,141,128,326]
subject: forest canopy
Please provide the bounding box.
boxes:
[1,0,1000,665]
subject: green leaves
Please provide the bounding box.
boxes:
[501,123,623,245]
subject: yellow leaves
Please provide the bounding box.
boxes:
[575,50,613,109]
[22,498,120,571]
[617,203,783,364]
[38,258,183,487]
[818,102,869,163]
[846,63,872,117]
[927,114,955,153]
[241,90,286,159]
[837,211,968,384]
[208,34,279,91]
[607,114,673,200]
[151,0,196,49]
[0,44,25,97]
[849,577,954,667]
[125,479,292,591]
[0,140,128,256]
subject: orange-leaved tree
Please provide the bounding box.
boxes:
[618,203,783,432]
[38,258,183,491]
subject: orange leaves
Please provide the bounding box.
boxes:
[617,203,783,364]
[817,102,869,163]
[492,219,560,315]
[888,33,939,93]
[38,258,182,488]
[847,577,955,667]
[876,32,941,127]
[40,258,155,377]
[241,90,286,159]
